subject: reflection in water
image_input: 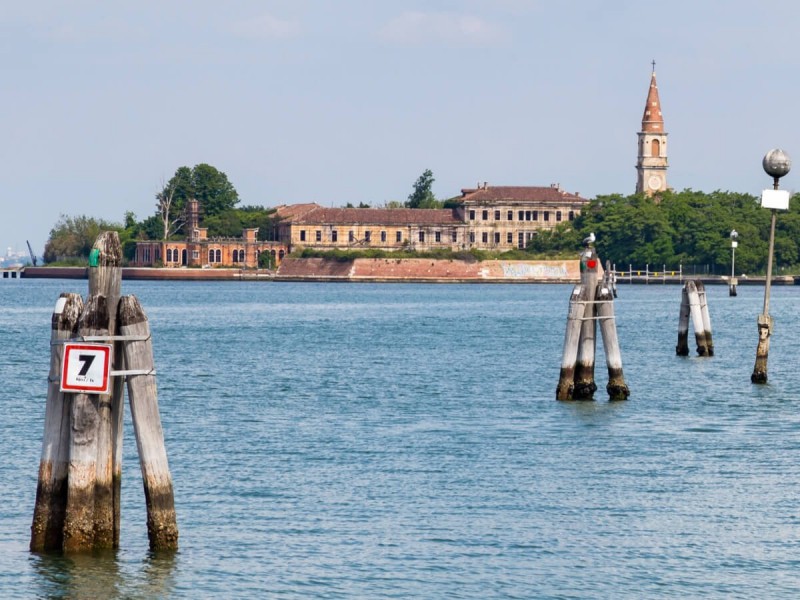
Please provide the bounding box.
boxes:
[29,549,177,599]
[138,550,179,599]
[561,395,629,424]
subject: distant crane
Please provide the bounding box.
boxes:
[26,240,38,266]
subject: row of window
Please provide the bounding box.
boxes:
[165,248,182,263]
[297,229,542,246]
[464,231,537,248]
[207,249,247,263]
[300,229,461,244]
[468,209,574,223]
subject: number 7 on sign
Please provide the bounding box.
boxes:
[61,343,112,395]
[77,354,96,377]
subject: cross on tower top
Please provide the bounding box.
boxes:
[651,59,656,73]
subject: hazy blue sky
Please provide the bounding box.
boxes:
[3,0,799,255]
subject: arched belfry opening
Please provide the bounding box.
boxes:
[651,138,660,157]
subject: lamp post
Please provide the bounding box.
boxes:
[752,149,791,384]
[729,229,738,296]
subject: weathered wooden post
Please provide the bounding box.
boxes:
[596,275,629,400]
[677,280,713,357]
[87,232,123,549]
[696,281,714,356]
[119,295,179,550]
[684,280,710,356]
[556,284,586,401]
[729,229,738,297]
[63,294,109,553]
[573,247,600,399]
[30,293,83,552]
[676,286,690,356]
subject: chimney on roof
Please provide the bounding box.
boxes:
[483,181,488,189]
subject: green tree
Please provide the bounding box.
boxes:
[203,210,244,238]
[406,169,441,208]
[533,189,800,274]
[156,164,240,238]
[43,215,122,264]
[192,163,239,216]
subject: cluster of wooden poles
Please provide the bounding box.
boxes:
[556,245,745,399]
[676,280,714,356]
[556,245,629,401]
[30,232,178,553]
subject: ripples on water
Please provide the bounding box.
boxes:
[3,280,800,598]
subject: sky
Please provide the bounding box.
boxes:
[3,0,800,256]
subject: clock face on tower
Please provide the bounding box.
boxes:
[648,175,662,191]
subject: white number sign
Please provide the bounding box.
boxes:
[60,343,112,394]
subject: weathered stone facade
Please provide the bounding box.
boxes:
[132,200,288,268]
[275,184,588,253]
[134,184,589,267]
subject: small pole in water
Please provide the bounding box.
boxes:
[556,284,586,401]
[696,281,714,356]
[573,246,600,399]
[729,230,738,297]
[676,286,690,356]
[752,149,791,384]
[87,232,123,549]
[62,294,109,553]
[596,276,629,400]
[30,293,83,552]
[119,295,179,551]
[685,280,710,356]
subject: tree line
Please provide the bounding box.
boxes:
[530,189,800,275]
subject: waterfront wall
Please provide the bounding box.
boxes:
[22,267,261,281]
[21,262,796,284]
[275,257,580,283]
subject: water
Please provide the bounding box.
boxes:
[3,279,800,599]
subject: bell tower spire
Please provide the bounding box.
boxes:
[636,63,669,196]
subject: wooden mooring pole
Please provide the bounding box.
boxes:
[31,230,177,554]
[556,284,587,401]
[676,286,690,356]
[556,237,628,401]
[63,294,109,553]
[573,251,599,399]
[682,280,713,356]
[30,293,83,552]
[88,232,123,549]
[696,281,714,356]
[596,275,629,401]
[119,295,179,550]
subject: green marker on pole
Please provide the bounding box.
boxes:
[89,248,100,267]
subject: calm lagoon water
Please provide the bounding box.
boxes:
[2,279,800,598]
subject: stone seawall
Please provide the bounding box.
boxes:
[22,267,265,280]
[275,257,580,283]
[22,259,581,283]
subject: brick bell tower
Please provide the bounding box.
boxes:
[636,62,668,196]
